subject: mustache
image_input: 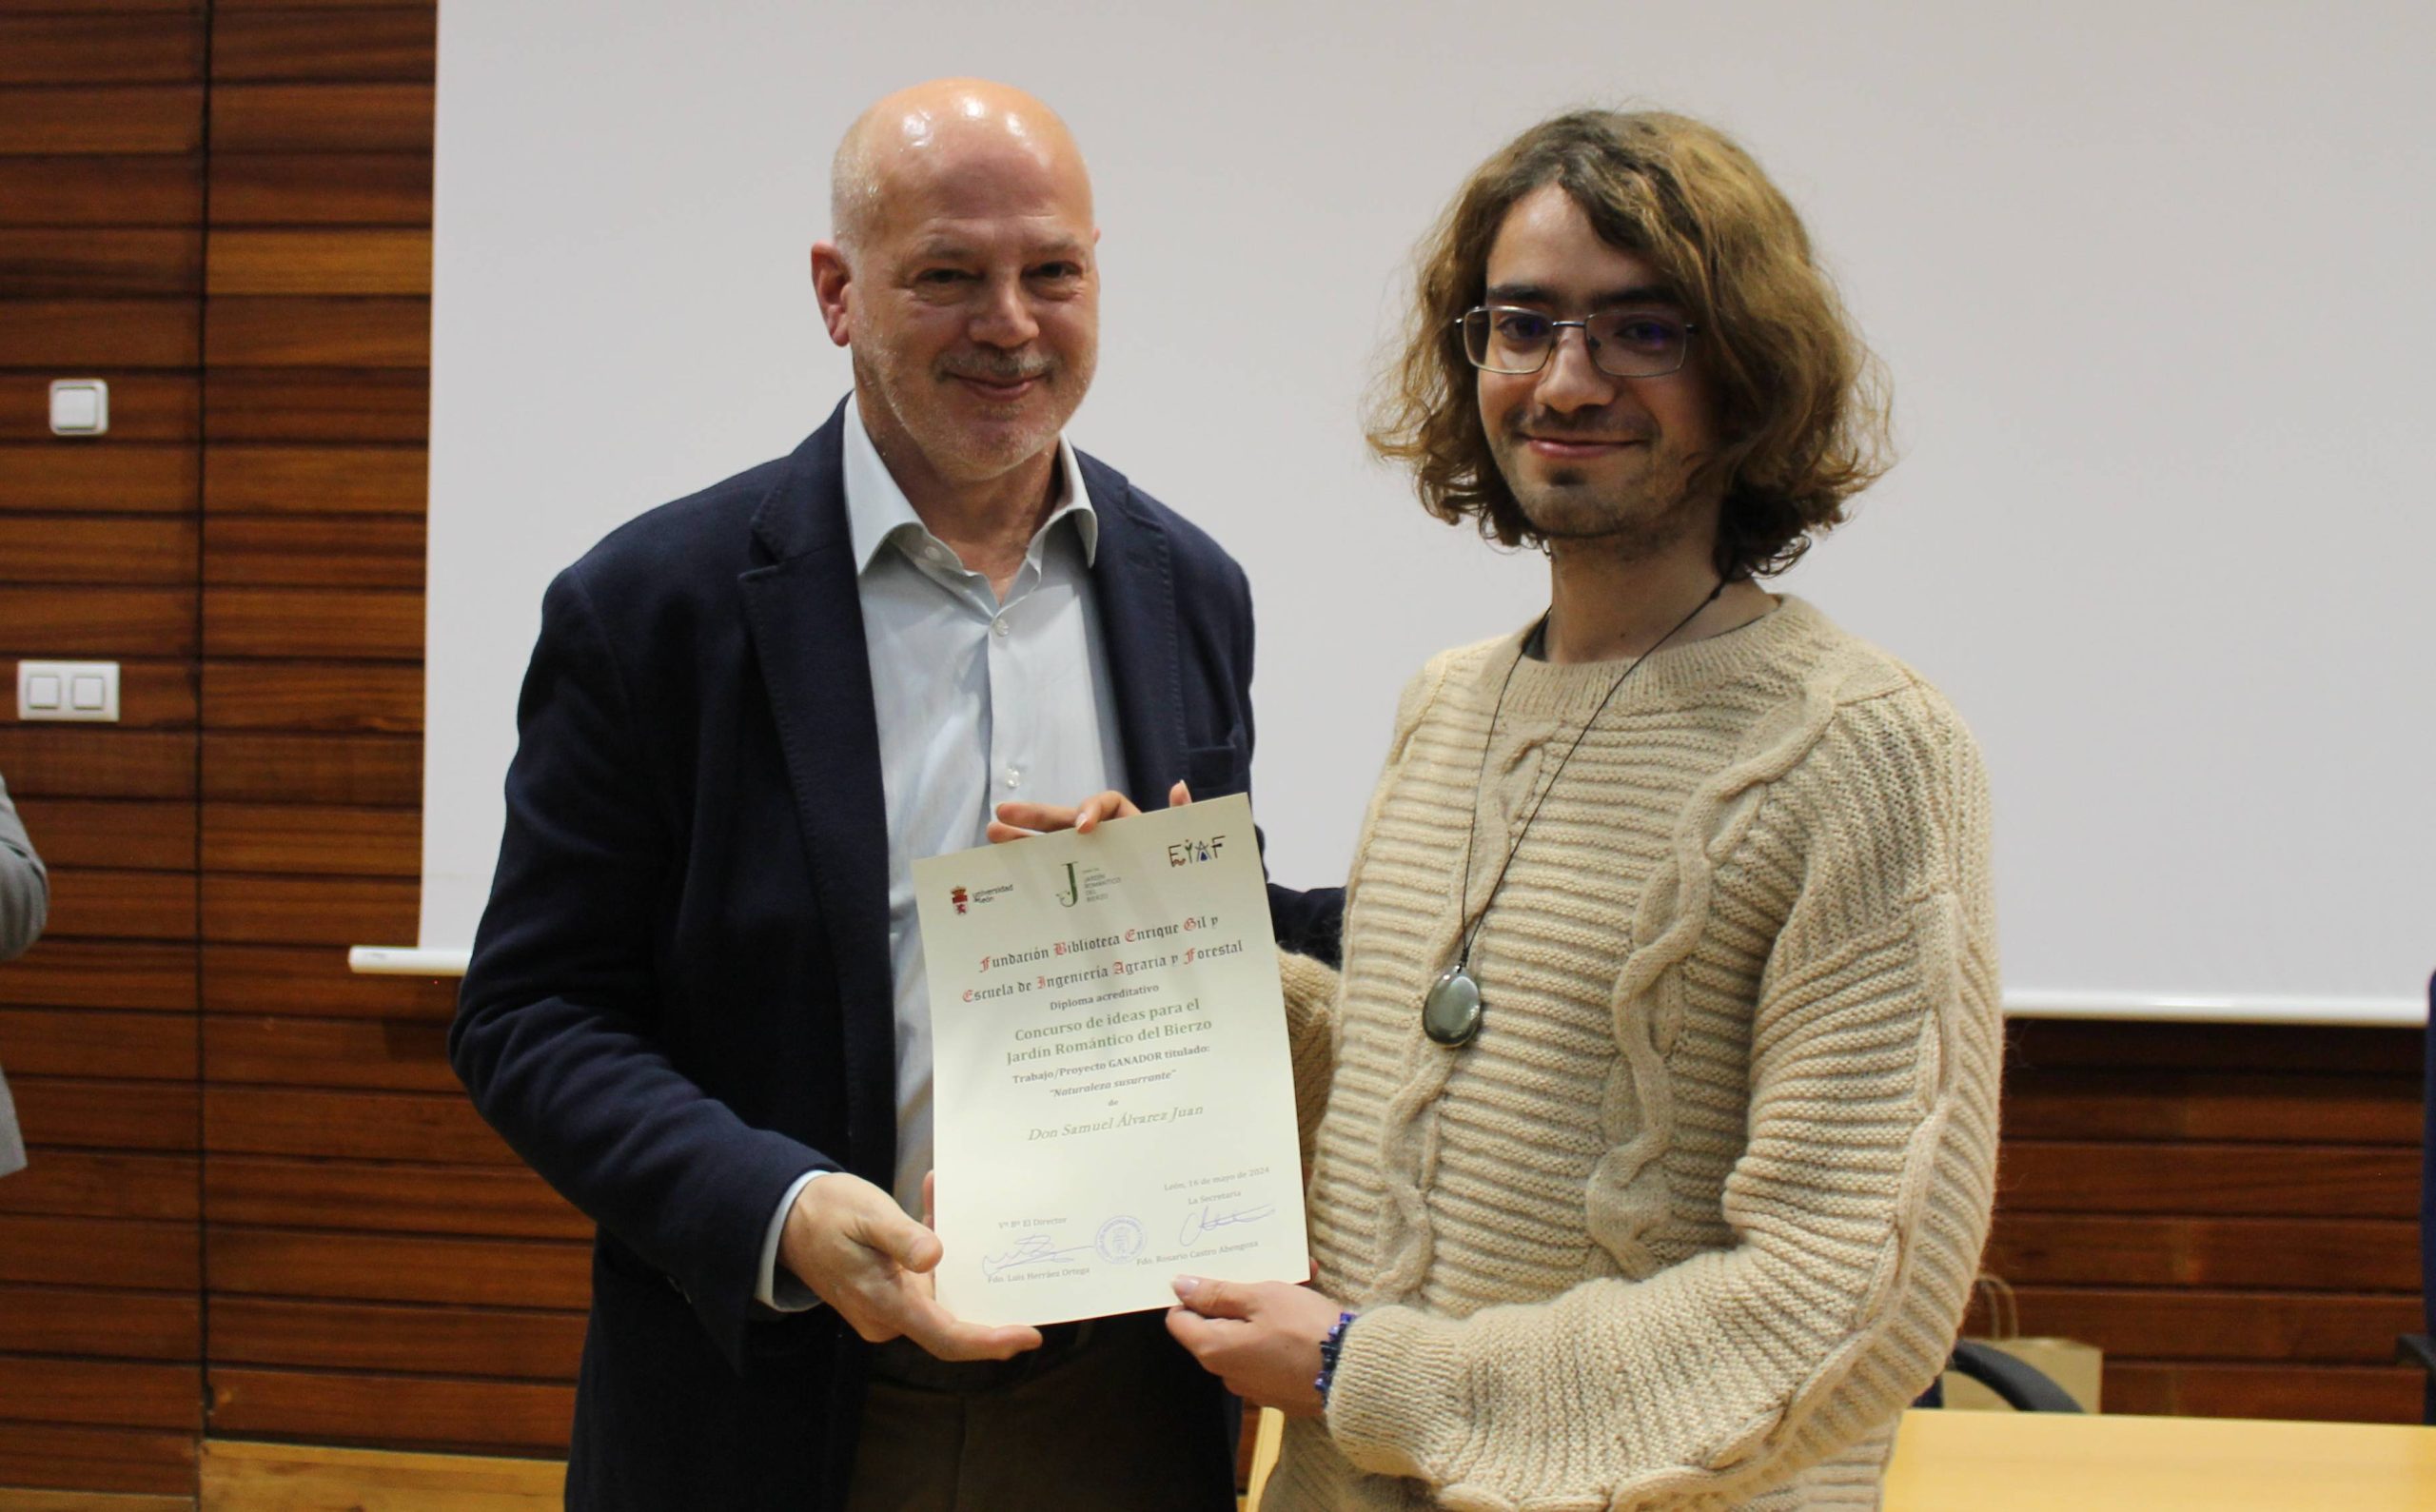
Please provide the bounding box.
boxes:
[1509,410,1652,443]
[940,354,1054,383]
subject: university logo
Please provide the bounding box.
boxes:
[950,886,970,915]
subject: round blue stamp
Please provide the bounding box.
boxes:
[1095,1215,1146,1264]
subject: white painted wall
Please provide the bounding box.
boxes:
[422,1,2436,1011]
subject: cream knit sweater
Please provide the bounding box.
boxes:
[1267,596,1999,1512]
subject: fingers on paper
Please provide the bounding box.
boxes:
[1170,1274,1252,1319]
[1071,790,1142,834]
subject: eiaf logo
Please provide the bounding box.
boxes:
[1166,834,1226,868]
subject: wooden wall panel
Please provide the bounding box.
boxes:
[198,874,415,945]
[0,1423,196,1500]
[202,443,423,513]
[211,1298,583,1379]
[0,1008,198,1079]
[206,228,430,293]
[0,939,194,1010]
[197,28,549,1436]
[11,801,197,870]
[208,85,431,153]
[0,1216,199,1290]
[0,1152,199,1223]
[201,1013,447,1089]
[207,153,428,226]
[203,516,422,589]
[199,661,420,731]
[0,730,194,799]
[204,1087,513,1165]
[2106,1363,2425,1424]
[0,6,206,1493]
[201,943,448,1018]
[202,368,424,442]
[203,297,429,367]
[209,7,432,82]
[39,868,196,939]
[0,228,201,297]
[0,517,198,585]
[0,1286,200,1361]
[1997,1140,2419,1218]
[1984,1020,2426,1428]
[207,1371,571,1453]
[0,445,197,512]
[0,300,198,367]
[0,1359,199,1432]
[204,1157,583,1241]
[197,733,414,804]
[8,1076,198,1150]
[0,585,197,654]
[200,802,414,874]
[0,88,205,156]
[0,156,204,226]
[206,1229,586,1309]
[203,587,419,658]
[1985,1213,2419,1293]
[0,17,205,85]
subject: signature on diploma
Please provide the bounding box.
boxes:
[1178,1201,1277,1247]
[980,1234,1093,1278]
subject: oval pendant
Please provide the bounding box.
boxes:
[1422,965,1483,1047]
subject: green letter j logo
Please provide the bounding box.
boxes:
[1055,862,1080,908]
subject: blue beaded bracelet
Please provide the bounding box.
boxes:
[1313,1309,1358,1404]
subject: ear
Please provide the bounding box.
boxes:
[810,242,854,348]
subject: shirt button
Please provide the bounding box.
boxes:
[1004,767,1023,789]
[991,618,1010,639]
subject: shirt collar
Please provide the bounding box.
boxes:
[842,393,1098,576]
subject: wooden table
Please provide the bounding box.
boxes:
[1885,1408,2436,1511]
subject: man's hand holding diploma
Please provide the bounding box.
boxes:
[780,1169,1043,1361]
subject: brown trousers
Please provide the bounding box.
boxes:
[845,1311,1236,1512]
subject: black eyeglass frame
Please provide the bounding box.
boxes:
[1452,304,1702,379]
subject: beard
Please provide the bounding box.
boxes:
[1498,438,1712,561]
[853,338,1086,483]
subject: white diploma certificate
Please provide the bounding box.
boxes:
[913,793,1310,1325]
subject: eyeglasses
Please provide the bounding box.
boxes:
[1456,304,1699,379]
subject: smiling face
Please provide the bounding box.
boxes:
[815,94,1098,489]
[1475,184,1723,556]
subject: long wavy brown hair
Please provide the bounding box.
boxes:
[1367,109,1892,579]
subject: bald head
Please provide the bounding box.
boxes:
[830,78,1090,257]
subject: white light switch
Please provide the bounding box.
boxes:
[48,380,108,437]
[17,661,119,722]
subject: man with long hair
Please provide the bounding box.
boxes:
[1155,108,2002,1507]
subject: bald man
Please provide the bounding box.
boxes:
[455,81,1324,1510]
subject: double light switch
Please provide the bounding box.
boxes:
[18,661,120,722]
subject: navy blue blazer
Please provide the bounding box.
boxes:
[453,402,1336,1508]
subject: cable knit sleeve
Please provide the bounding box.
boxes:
[1276,651,1461,1171]
[1278,950,1342,1168]
[1320,679,2001,1509]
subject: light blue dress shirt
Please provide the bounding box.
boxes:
[757,398,1126,1308]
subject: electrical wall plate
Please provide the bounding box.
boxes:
[48,380,108,437]
[17,660,120,722]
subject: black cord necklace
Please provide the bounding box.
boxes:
[1421,577,1727,1048]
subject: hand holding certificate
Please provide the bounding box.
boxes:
[913,793,1309,1325]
